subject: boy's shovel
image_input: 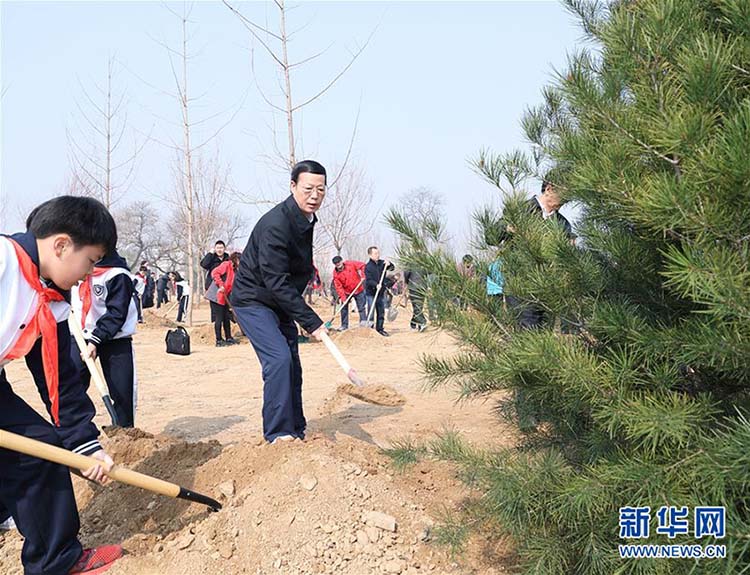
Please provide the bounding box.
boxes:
[68,310,120,426]
[0,429,221,512]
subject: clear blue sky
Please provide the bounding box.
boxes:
[1,1,583,252]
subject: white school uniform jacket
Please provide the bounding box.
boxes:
[0,232,103,455]
[176,280,190,299]
[71,252,137,347]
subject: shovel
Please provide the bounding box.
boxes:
[0,429,221,512]
[366,263,390,325]
[387,291,407,322]
[324,277,364,329]
[320,332,405,407]
[68,310,120,426]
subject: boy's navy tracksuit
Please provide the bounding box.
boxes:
[230,195,323,443]
[71,252,138,428]
[0,232,104,574]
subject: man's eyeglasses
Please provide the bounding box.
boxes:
[301,186,326,196]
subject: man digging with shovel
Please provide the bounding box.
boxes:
[330,256,367,331]
[230,162,406,443]
[230,160,330,444]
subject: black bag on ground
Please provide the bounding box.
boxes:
[165,326,191,356]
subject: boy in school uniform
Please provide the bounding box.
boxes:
[71,250,138,428]
[0,196,123,574]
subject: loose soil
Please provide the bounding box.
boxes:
[337,383,406,407]
[0,301,517,574]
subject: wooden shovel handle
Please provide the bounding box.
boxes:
[0,429,221,511]
[68,310,111,402]
[0,428,177,497]
[320,332,365,387]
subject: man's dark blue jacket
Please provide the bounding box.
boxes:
[230,195,323,333]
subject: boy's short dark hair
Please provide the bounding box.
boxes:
[291,160,327,184]
[367,246,378,255]
[26,196,117,254]
[332,255,343,265]
[215,240,226,247]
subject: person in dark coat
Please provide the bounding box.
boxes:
[492,179,574,329]
[364,246,395,337]
[156,272,170,308]
[403,268,427,331]
[201,240,229,322]
[141,270,155,309]
[200,241,229,291]
[230,160,328,444]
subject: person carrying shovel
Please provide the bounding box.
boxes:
[0,196,123,574]
[331,256,367,331]
[365,246,395,337]
[230,160,328,444]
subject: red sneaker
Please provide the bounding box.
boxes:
[68,545,123,575]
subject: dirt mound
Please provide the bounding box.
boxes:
[190,323,246,345]
[142,309,179,329]
[338,383,406,407]
[333,326,377,341]
[102,433,494,575]
[0,300,510,575]
[104,426,154,441]
[0,432,505,575]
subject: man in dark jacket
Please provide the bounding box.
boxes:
[200,241,229,290]
[493,180,574,329]
[230,160,327,444]
[201,241,229,322]
[364,246,395,337]
[156,272,170,308]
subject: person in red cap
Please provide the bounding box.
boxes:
[331,255,367,330]
[0,196,123,574]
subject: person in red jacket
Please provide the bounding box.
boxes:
[331,255,367,330]
[209,251,241,347]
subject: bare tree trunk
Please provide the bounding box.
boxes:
[180,15,195,327]
[279,0,295,168]
[105,59,113,209]
[224,0,373,174]
[67,56,143,210]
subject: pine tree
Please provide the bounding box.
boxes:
[388,1,750,573]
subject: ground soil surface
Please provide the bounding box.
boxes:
[0,300,516,574]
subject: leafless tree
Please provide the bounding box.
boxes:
[165,150,244,264]
[223,0,374,201]
[395,187,446,235]
[67,57,147,209]
[144,3,242,324]
[115,201,173,270]
[315,163,375,257]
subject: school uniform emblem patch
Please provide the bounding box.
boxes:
[94,284,105,297]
